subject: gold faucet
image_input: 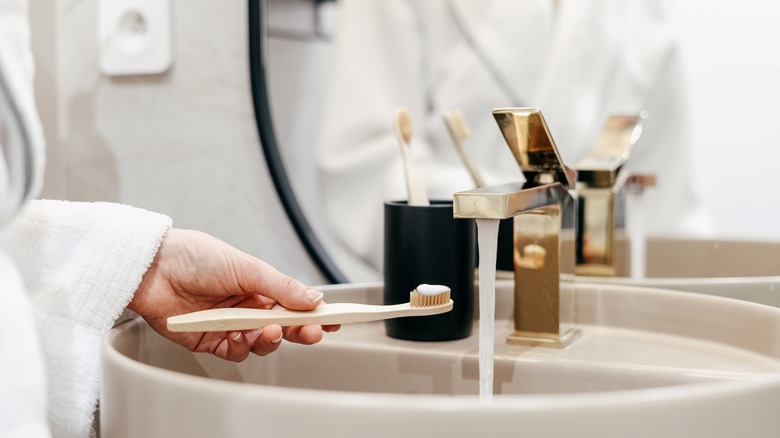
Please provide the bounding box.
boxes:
[453,108,579,347]
[574,113,655,277]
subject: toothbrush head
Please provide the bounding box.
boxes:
[410,284,452,307]
[444,109,470,140]
[396,109,413,144]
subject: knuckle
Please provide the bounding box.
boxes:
[279,275,301,293]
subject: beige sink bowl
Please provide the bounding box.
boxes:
[577,236,780,306]
[102,282,780,437]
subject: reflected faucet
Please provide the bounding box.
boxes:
[453,108,579,347]
[574,113,656,277]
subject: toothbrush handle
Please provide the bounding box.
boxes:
[399,143,430,206]
[452,137,486,188]
[166,301,453,332]
[443,113,486,188]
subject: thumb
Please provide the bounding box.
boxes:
[235,255,324,310]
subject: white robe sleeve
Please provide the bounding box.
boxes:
[0,252,50,438]
[0,199,172,438]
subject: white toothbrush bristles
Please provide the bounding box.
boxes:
[410,284,451,307]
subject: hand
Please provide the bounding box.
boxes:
[128,228,339,362]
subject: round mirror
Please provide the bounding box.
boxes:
[249,0,347,283]
[251,0,780,284]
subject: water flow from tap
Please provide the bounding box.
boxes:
[627,191,646,280]
[476,218,500,401]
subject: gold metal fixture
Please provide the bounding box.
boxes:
[454,108,579,347]
[574,112,656,277]
[493,108,576,188]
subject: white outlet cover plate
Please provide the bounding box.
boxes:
[97,0,171,76]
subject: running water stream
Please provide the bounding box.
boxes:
[476,218,500,401]
[627,190,646,280]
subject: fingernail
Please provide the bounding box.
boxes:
[305,289,324,303]
[271,333,283,344]
[230,331,242,342]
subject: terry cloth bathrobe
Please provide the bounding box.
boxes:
[0,1,172,436]
[316,0,712,281]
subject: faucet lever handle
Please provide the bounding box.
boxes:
[492,108,575,189]
[576,112,648,187]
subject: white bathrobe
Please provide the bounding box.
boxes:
[0,1,171,436]
[317,0,711,280]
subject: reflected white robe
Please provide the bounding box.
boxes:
[317,0,711,280]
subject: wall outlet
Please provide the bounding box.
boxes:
[97,0,171,76]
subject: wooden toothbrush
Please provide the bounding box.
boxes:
[394,109,430,206]
[166,285,453,332]
[443,109,486,188]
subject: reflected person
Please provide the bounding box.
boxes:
[316,0,711,280]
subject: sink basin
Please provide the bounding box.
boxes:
[576,236,780,307]
[102,282,780,437]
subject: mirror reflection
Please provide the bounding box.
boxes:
[265,0,780,282]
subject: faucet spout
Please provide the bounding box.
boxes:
[453,108,579,347]
[453,182,570,220]
[454,182,578,347]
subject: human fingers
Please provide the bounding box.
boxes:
[213,331,251,362]
[231,256,324,311]
[153,229,323,312]
[282,324,324,345]
[249,324,284,356]
[322,324,341,332]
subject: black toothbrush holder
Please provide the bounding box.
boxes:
[383,200,475,341]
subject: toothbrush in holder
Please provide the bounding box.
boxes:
[443,109,486,188]
[167,284,453,332]
[394,109,430,206]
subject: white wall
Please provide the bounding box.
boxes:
[30,0,326,285]
[677,1,780,239]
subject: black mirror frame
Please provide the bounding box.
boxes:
[248,0,348,283]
